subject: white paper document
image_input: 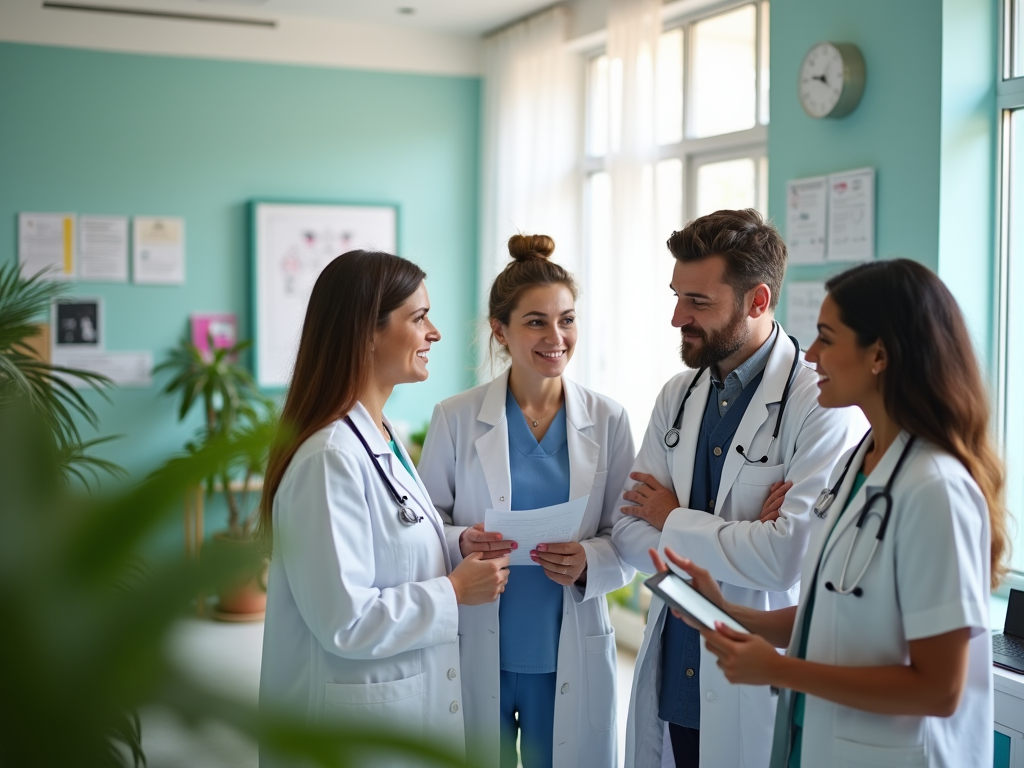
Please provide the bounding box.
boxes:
[53,350,153,388]
[485,496,590,566]
[19,212,75,280]
[785,281,828,350]
[786,176,828,265]
[827,167,875,262]
[79,215,129,282]
[133,216,185,284]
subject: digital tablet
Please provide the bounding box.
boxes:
[645,570,749,634]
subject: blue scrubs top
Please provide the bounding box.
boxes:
[498,388,570,673]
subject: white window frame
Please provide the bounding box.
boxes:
[996,0,1024,580]
[581,0,770,222]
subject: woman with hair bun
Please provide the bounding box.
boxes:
[658,258,1007,768]
[418,234,636,768]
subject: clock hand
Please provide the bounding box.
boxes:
[813,74,828,85]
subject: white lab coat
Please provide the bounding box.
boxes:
[259,403,464,768]
[613,327,868,768]
[417,370,636,768]
[769,432,992,768]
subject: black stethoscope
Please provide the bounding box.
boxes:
[817,432,917,597]
[345,416,424,525]
[663,328,801,465]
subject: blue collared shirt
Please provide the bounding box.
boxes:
[658,326,778,728]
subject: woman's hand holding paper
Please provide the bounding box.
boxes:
[532,541,587,585]
[460,522,517,560]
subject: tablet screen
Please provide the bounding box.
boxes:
[645,570,749,634]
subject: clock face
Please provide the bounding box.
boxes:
[799,42,846,118]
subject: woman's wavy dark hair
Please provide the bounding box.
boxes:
[826,259,1008,587]
[256,250,425,554]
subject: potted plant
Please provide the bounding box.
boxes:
[0,263,124,486]
[154,333,276,620]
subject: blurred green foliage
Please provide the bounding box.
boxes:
[0,399,469,767]
[0,263,125,488]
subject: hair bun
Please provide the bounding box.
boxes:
[507,234,555,262]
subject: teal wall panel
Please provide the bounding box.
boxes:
[0,43,481,496]
[769,0,943,272]
[770,0,998,372]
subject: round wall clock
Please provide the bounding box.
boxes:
[798,42,866,119]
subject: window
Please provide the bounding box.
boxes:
[584,2,769,221]
[998,0,1024,574]
[578,2,769,442]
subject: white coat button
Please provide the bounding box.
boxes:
[706,690,716,701]
[713,446,722,457]
[447,668,457,680]
[560,683,569,694]
[450,701,460,713]
[499,495,505,502]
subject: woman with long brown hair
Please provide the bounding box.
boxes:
[654,258,1007,768]
[257,250,509,767]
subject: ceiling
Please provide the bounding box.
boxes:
[119,0,560,35]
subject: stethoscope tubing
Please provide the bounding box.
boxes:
[664,325,801,466]
[345,416,424,525]
[820,434,917,597]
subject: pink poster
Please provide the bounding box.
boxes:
[191,313,237,359]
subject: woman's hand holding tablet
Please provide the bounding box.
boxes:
[645,549,748,634]
[648,548,790,687]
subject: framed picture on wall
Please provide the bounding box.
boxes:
[251,201,398,389]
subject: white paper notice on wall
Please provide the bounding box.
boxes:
[79,215,129,282]
[786,281,828,350]
[133,216,185,284]
[19,212,75,281]
[827,167,875,262]
[786,176,828,265]
[53,350,154,388]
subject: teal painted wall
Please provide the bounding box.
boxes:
[0,43,481,503]
[770,0,998,369]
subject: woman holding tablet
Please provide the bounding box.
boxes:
[655,259,1007,768]
[257,251,509,768]
[417,234,636,768]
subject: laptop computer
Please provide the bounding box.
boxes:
[993,588,1024,673]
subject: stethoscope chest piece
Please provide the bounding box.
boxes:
[345,416,425,526]
[664,428,680,448]
[812,489,835,519]
[398,503,424,525]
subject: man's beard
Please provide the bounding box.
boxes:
[679,304,749,369]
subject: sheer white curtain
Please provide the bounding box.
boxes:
[478,7,582,379]
[585,0,682,443]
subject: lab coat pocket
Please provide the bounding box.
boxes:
[833,737,927,768]
[733,463,785,519]
[584,630,617,732]
[323,673,427,736]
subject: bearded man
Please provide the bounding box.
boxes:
[613,209,866,768]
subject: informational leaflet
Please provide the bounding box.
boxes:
[484,496,589,566]
[133,216,185,284]
[79,215,129,282]
[785,176,828,265]
[785,281,828,350]
[52,350,153,388]
[19,212,75,280]
[827,167,875,262]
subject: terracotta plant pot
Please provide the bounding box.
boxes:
[210,532,268,622]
